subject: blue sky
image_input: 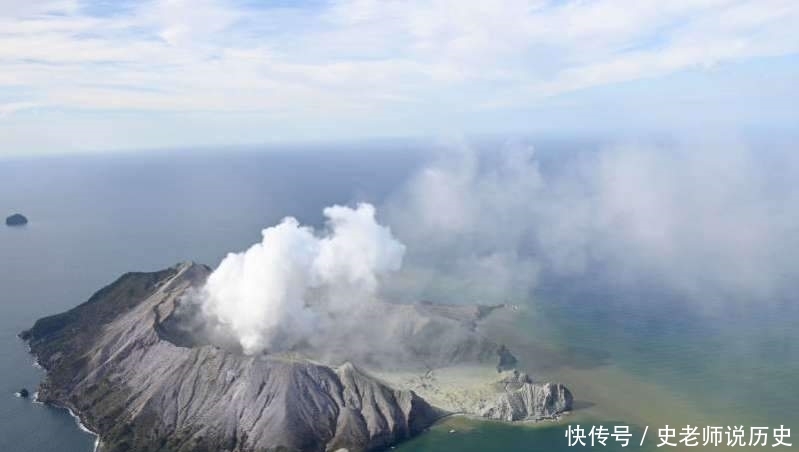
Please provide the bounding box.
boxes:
[0,0,797,155]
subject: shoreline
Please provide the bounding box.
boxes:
[60,403,101,452]
[30,388,101,452]
[28,348,101,452]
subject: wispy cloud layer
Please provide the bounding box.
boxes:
[1,0,798,152]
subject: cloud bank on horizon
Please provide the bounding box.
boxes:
[1,0,798,154]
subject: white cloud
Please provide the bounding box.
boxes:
[0,101,39,117]
[0,0,797,152]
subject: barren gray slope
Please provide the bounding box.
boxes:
[22,263,441,452]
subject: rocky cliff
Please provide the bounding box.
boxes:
[480,372,573,421]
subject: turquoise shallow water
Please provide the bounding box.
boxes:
[534,283,799,428]
[1,147,796,451]
[396,296,798,451]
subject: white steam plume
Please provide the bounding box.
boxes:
[383,137,799,309]
[383,140,545,304]
[197,203,405,354]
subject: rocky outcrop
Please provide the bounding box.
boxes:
[480,371,572,421]
[378,366,573,423]
[5,213,27,226]
[21,263,441,452]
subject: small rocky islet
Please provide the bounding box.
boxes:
[5,213,28,226]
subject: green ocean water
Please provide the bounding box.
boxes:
[397,284,799,452]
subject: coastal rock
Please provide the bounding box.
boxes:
[480,380,573,421]
[381,366,573,423]
[21,263,442,452]
[17,388,29,398]
[5,213,27,226]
